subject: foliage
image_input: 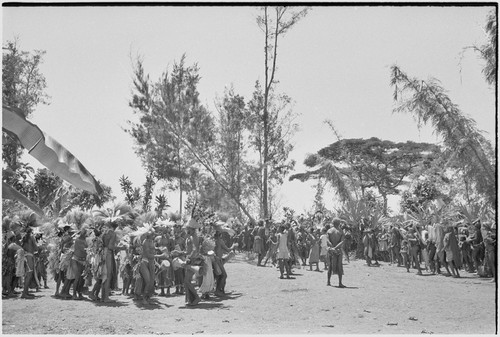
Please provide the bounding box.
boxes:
[400,179,440,214]
[128,54,214,217]
[93,202,137,227]
[335,197,388,258]
[184,194,215,227]
[119,175,141,207]
[142,173,155,212]
[456,202,489,225]
[2,39,50,170]
[2,167,67,218]
[11,210,40,231]
[244,82,298,218]
[31,169,63,209]
[313,179,326,215]
[292,137,439,214]
[65,182,114,213]
[390,66,496,208]
[290,155,352,203]
[63,209,91,229]
[214,87,250,216]
[461,9,497,86]
[2,163,35,198]
[154,194,169,216]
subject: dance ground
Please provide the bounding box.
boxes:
[2,253,497,335]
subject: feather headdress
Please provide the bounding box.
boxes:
[130,222,155,243]
[63,210,91,230]
[93,202,135,227]
[133,211,158,230]
[156,218,176,227]
[13,211,40,229]
[184,218,202,229]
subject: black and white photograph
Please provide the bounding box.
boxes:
[2,3,497,335]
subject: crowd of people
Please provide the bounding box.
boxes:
[2,212,237,306]
[234,214,496,285]
[2,209,496,307]
[358,218,497,282]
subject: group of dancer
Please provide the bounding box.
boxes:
[2,213,236,306]
[362,217,497,281]
[2,209,496,305]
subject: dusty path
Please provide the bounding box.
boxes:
[2,254,497,335]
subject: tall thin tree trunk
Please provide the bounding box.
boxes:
[262,7,270,220]
[178,143,183,219]
[382,193,388,216]
[179,176,183,219]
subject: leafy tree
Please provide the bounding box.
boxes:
[461,9,496,86]
[142,173,155,213]
[400,179,440,214]
[390,66,496,208]
[129,56,262,223]
[214,87,248,217]
[335,197,387,258]
[291,137,440,214]
[2,39,50,171]
[255,6,309,218]
[119,175,141,207]
[246,81,298,217]
[31,168,63,209]
[128,55,212,218]
[313,178,326,214]
[65,182,113,213]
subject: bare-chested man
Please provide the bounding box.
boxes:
[20,227,38,299]
[101,221,118,302]
[3,231,20,297]
[154,229,174,297]
[184,219,201,306]
[327,218,346,288]
[136,228,156,304]
[71,227,88,300]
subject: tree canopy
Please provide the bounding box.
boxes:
[290,137,441,214]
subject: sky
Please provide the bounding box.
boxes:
[3,4,496,217]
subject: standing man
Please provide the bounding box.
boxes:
[213,225,232,296]
[70,226,89,300]
[467,219,484,274]
[20,227,38,299]
[482,221,496,283]
[407,226,423,275]
[389,225,402,266]
[342,223,352,263]
[3,231,20,297]
[252,220,267,266]
[327,218,346,288]
[362,229,374,266]
[138,226,156,304]
[101,221,118,302]
[184,218,201,306]
[155,228,173,297]
[34,231,49,290]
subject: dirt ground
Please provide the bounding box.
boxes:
[2,253,497,335]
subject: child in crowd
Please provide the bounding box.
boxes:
[263,228,278,267]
